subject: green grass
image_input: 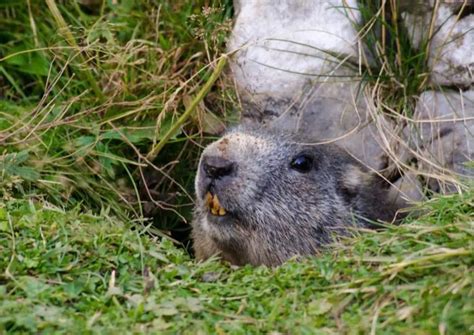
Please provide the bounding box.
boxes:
[0,0,236,232]
[1,191,472,333]
[356,0,432,117]
[1,1,473,334]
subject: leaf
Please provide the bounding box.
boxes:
[156,302,179,316]
[157,114,182,141]
[63,282,84,298]
[74,135,96,148]
[107,286,123,296]
[4,48,50,76]
[101,127,155,144]
[183,297,203,313]
[0,220,8,232]
[14,167,40,181]
[96,141,116,178]
[1,150,29,165]
[24,258,39,269]
[20,276,50,298]
[151,318,172,330]
[34,305,62,320]
[201,271,220,282]
[148,250,170,263]
[87,22,115,45]
[0,207,6,220]
[72,135,96,157]
[0,151,40,181]
[307,298,333,316]
[126,294,144,307]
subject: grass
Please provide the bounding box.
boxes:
[1,191,472,333]
[0,0,236,233]
[353,1,471,191]
[0,1,473,333]
[357,0,432,109]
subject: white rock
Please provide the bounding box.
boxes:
[226,1,473,202]
[402,5,474,87]
[390,172,425,204]
[408,90,474,192]
[228,0,362,98]
[228,0,389,169]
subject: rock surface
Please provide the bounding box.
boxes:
[402,3,474,87]
[226,1,473,200]
[228,0,387,170]
[390,172,425,204]
[407,90,474,192]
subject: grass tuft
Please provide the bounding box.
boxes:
[355,1,471,193]
[357,0,431,116]
[0,1,236,233]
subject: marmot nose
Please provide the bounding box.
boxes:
[202,156,235,180]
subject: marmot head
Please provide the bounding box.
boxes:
[192,127,401,266]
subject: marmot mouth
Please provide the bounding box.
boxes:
[205,192,227,216]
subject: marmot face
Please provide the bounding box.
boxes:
[192,128,401,266]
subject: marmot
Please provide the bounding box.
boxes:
[191,127,404,266]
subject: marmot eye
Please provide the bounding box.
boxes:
[290,154,313,173]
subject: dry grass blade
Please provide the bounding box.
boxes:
[146,54,228,161]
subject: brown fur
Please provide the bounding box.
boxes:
[191,127,405,266]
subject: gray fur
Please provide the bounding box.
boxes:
[191,127,404,266]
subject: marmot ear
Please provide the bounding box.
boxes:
[341,164,371,193]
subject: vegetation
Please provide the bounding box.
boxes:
[1,191,472,333]
[357,0,431,117]
[0,1,472,334]
[1,0,235,234]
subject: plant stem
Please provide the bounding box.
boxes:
[45,0,104,100]
[146,54,228,161]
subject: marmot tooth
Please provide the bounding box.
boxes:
[206,193,227,216]
[212,194,221,212]
[206,192,213,208]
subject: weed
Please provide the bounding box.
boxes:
[0,1,236,233]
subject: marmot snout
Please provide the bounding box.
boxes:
[191,128,404,266]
